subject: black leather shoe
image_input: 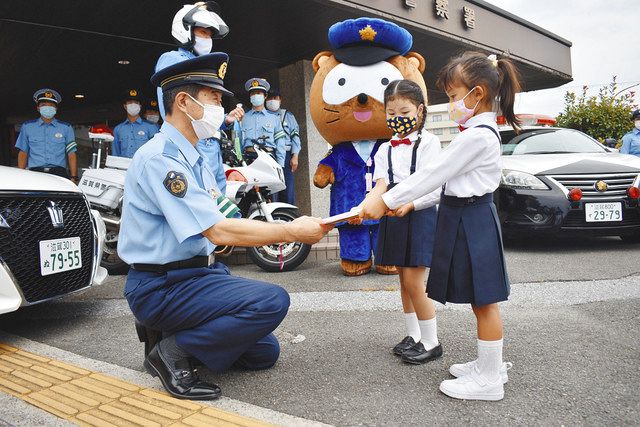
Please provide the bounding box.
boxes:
[144,345,222,400]
[392,336,416,356]
[401,342,443,365]
[135,320,163,358]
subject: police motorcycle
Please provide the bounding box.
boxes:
[217,128,311,272]
[77,125,130,274]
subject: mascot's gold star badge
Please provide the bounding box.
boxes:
[359,25,377,41]
[164,171,188,198]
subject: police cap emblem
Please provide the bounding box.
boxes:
[130,89,138,97]
[44,91,53,99]
[163,171,188,198]
[218,62,228,80]
[150,100,158,107]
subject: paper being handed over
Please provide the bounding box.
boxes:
[321,207,362,225]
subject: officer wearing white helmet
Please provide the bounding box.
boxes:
[155,1,243,194]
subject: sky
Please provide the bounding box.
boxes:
[484,0,640,117]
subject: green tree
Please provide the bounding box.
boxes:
[556,76,638,144]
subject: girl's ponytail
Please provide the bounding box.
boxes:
[496,58,522,130]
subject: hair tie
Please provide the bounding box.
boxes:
[487,54,498,68]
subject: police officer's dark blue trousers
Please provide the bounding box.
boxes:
[277,150,296,205]
[125,262,290,373]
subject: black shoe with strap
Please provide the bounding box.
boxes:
[392,336,417,356]
[401,342,443,365]
[144,345,222,400]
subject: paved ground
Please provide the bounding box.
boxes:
[1,235,640,425]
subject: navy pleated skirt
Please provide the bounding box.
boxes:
[427,193,510,306]
[375,206,437,267]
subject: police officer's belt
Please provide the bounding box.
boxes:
[132,255,210,274]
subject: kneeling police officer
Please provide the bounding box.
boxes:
[118,52,330,400]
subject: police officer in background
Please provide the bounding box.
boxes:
[266,88,302,204]
[143,99,161,125]
[620,109,640,156]
[156,1,242,194]
[112,89,160,158]
[119,53,330,400]
[241,78,287,200]
[16,89,78,182]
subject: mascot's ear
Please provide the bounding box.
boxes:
[312,51,333,73]
[405,52,426,74]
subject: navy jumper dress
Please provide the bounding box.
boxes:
[375,136,438,267]
[426,125,510,306]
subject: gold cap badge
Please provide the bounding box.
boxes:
[129,89,138,97]
[218,62,228,80]
[359,25,377,42]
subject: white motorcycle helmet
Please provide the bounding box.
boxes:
[171,1,229,49]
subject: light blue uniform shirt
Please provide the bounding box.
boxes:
[270,109,302,155]
[353,140,376,162]
[155,48,195,119]
[15,118,77,168]
[198,137,227,195]
[620,129,640,156]
[119,122,225,265]
[241,109,287,166]
[112,117,159,158]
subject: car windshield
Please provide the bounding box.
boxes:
[500,129,607,155]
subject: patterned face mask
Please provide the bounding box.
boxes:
[386,116,417,135]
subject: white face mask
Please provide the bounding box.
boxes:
[250,93,265,107]
[126,103,141,116]
[266,100,281,111]
[635,120,640,131]
[193,36,213,56]
[185,94,225,140]
[146,114,160,124]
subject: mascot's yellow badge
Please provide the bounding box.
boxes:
[164,171,188,198]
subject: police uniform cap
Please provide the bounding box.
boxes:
[124,89,142,102]
[632,109,640,120]
[146,99,160,111]
[150,52,233,97]
[328,17,413,66]
[33,88,62,105]
[244,78,270,93]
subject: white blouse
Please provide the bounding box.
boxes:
[373,129,441,211]
[382,112,503,210]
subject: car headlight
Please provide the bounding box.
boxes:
[501,170,549,190]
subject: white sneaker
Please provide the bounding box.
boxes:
[440,369,505,401]
[449,360,512,384]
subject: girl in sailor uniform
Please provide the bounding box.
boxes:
[358,79,442,364]
[360,52,521,401]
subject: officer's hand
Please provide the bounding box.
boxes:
[290,154,299,172]
[285,216,332,244]
[359,194,389,220]
[225,106,245,124]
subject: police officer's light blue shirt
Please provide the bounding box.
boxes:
[15,118,77,168]
[119,122,225,265]
[270,109,301,155]
[620,129,640,156]
[241,109,287,166]
[198,137,227,195]
[112,117,159,158]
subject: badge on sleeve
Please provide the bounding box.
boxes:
[54,133,63,138]
[163,171,188,198]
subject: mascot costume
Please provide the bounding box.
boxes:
[310,17,428,276]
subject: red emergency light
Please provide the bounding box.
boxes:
[627,186,640,199]
[225,169,248,182]
[568,188,583,201]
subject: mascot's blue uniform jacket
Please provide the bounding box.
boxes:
[319,141,382,261]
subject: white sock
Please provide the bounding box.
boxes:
[418,318,439,350]
[477,339,503,382]
[403,312,420,342]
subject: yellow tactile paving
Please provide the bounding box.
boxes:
[0,342,274,427]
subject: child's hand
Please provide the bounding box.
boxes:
[393,202,414,217]
[347,217,363,225]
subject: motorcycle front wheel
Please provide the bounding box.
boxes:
[247,208,312,272]
[101,229,129,275]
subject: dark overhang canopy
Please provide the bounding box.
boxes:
[0,0,571,121]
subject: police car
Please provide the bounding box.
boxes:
[495,115,640,242]
[0,166,107,314]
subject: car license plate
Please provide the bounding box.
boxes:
[585,202,623,222]
[39,237,82,276]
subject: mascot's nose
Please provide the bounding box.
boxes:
[357,93,368,105]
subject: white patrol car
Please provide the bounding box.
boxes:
[495,115,640,241]
[0,166,107,314]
